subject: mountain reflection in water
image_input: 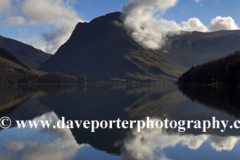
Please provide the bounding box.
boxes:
[0,84,240,160]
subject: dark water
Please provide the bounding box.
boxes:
[0,84,240,160]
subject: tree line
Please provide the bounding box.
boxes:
[178,50,240,85]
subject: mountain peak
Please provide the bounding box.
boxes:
[90,11,122,24]
[38,12,186,81]
[75,11,122,28]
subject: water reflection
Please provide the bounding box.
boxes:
[0,85,77,118]
[121,118,240,160]
[0,111,119,160]
[178,85,240,119]
[0,84,240,159]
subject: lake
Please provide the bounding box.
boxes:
[0,84,240,160]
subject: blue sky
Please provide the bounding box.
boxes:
[0,0,239,54]
[69,0,240,25]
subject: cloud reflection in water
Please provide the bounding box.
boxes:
[120,118,240,160]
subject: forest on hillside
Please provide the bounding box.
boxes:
[178,50,240,85]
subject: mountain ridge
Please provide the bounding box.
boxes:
[0,48,77,84]
[164,29,240,68]
[0,47,30,70]
[38,12,186,82]
[39,11,240,81]
[0,35,51,69]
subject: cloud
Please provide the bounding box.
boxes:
[5,141,25,151]
[121,0,178,17]
[120,118,240,160]
[209,16,239,31]
[182,18,208,32]
[194,0,201,3]
[209,136,239,151]
[0,112,86,160]
[121,0,180,49]
[21,0,84,53]
[0,0,11,13]
[121,0,239,50]
[1,0,84,53]
[5,16,26,25]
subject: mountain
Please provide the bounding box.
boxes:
[39,12,186,82]
[0,48,76,84]
[0,35,51,69]
[0,48,36,83]
[39,12,240,81]
[178,50,240,84]
[0,47,30,69]
[163,30,240,68]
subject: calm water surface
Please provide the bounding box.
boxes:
[0,84,240,160]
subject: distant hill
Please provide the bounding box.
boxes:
[0,35,51,69]
[178,50,240,84]
[0,48,30,70]
[39,12,186,82]
[0,48,36,83]
[0,48,76,84]
[164,30,240,68]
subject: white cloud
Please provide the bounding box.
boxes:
[5,16,26,25]
[209,136,239,151]
[0,112,86,160]
[121,0,178,18]
[209,16,239,31]
[182,18,208,32]
[120,118,240,160]
[0,0,84,53]
[21,0,84,53]
[22,0,75,22]
[121,0,239,50]
[194,0,201,3]
[0,0,11,13]
[121,0,180,50]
